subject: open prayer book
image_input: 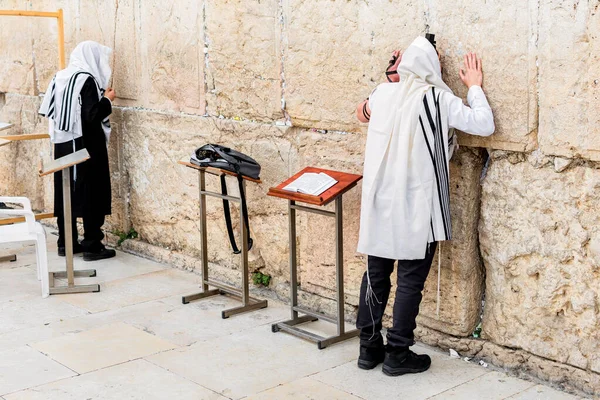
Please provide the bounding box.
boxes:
[283,172,338,196]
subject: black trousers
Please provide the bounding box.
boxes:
[54,139,106,252]
[356,242,437,349]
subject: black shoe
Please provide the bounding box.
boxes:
[382,348,431,376]
[58,244,84,257]
[358,345,386,370]
[83,247,116,261]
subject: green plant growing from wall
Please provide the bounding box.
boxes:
[112,228,139,246]
[252,271,271,287]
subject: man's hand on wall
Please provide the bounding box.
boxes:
[386,50,402,83]
[105,88,116,102]
[459,53,483,89]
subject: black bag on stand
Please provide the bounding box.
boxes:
[191,144,261,254]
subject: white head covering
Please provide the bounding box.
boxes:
[358,36,454,261]
[68,40,112,89]
[39,41,112,144]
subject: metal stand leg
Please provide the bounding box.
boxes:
[0,254,17,262]
[182,171,268,318]
[272,196,359,349]
[49,167,99,295]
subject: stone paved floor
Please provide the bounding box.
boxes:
[0,229,589,400]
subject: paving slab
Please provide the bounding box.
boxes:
[245,376,362,400]
[56,269,203,313]
[0,296,88,336]
[428,371,535,399]
[0,266,44,302]
[147,324,358,399]
[313,345,490,400]
[3,359,226,400]
[0,325,63,353]
[30,322,177,374]
[0,346,75,396]
[506,384,583,400]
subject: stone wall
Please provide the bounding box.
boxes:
[0,0,598,396]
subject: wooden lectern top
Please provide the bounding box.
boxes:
[268,167,362,206]
[0,133,51,141]
[39,148,90,177]
[178,159,262,184]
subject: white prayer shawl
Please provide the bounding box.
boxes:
[39,41,112,144]
[357,36,454,261]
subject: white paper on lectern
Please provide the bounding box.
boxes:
[283,172,337,196]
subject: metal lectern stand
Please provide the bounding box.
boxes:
[179,160,268,319]
[268,167,363,349]
[40,149,100,294]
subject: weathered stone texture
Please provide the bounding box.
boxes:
[480,156,600,373]
[78,0,141,102]
[538,0,600,161]
[283,0,425,132]
[139,2,204,113]
[295,130,365,304]
[205,0,282,121]
[0,1,35,95]
[418,148,485,337]
[120,110,293,282]
[428,0,538,152]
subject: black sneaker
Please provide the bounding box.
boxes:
[58,244,84,257]
[358,345,386,370]
[382,348,431,376]
[83,247,116,261]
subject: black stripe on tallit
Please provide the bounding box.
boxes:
[434,89,452,236]
[431,89,451,239]
[423,90,450,239]
[59,73,77,130]
[59,72,93,131]
[47,80,56,118]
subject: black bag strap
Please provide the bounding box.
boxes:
[220,174,253,254]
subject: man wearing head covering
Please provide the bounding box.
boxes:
[355,35,495,376]
[39,41,116,261]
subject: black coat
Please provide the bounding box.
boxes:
[54,77,112,219]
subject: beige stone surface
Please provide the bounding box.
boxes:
[205,0,282,121]
[538,0,600,161]
[480,156,600,373]
[427,371,535,399]
[139,1,205,113]
[31,322,176,374]
[283,0,425,132]
[0,1,34,95]
[428,0,538,152]
[245,377,361,400]
[146,325,357,399]
[4,359,228,400]
[313,345,489,400]
[78,0,141,102]
[0,345,75,396]
[120,109,293,279]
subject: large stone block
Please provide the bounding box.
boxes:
[428,0,538,152]
[0,94,49,210]
[29,0,79,94]
[283,0,425,132]
[538,0,600,161]
[121,110,293,278]
[205,0,282,122]
[78,0,141,102]
[295,130,365,305]
[418,148,485,336]
[480,155,600,372]
[0,1,34,95]
[139,1,205,113]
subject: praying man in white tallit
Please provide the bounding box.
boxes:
[354,35,494,376]
[39,41,117,262]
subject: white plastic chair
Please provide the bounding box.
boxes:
[0,197,49,298]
